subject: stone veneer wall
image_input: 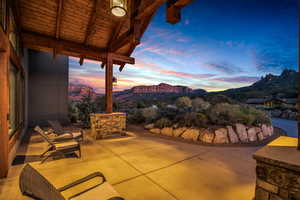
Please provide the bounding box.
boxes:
[90,113,126,139]
[255,161,300,200]
[146,123,274,144]
[253,137,300,200]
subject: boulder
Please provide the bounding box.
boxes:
[199,129,214,143]
[214,128,229,144]
[235,123,248,142]
[150,128,161,134]
[227,126,239,143]
[161,127,173,136]
[247,127,257,142]
[181,129,200,141]
[262,124,272,137]
[145,123,154,129]
[173,127,187,137]
[257,132,265,141]
[268,126,274,136]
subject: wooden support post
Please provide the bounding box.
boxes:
[0,29,10,178]
[105,54,113,113]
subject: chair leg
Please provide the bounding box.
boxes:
[40,146,52,158]
[40,152,52,164]
[78,146,81,158]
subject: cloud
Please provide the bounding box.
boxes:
[212,76,259,83]
[252,36,298,73]
[133,59,215,80]
[203,62,244,74]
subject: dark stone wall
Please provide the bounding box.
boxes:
[255,161,300,200]
[28,50,69,127]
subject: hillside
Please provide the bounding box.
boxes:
[113,83,206,101]
[218,69,298,102]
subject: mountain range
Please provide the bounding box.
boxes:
[69,69,298,102]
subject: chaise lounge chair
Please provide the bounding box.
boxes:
[19,164,125,200]
[48,120,84,141]
[34,126,81,163]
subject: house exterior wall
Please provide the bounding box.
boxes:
[28,50,69,127]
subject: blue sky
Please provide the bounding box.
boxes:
[69,0,298,93]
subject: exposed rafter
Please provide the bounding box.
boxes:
[79,0,104,65]
[136,0,165,20]
[119,8,158,72]
[22,31,135,65]
[167,0,193,24]
[53,0,63,59]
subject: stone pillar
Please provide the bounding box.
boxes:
[253,137,300,200]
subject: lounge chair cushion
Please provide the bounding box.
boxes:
[55,141,79,150]
[70,182,120,200]
[59,131,82,139]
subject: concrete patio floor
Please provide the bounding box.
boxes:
[0,127,260,200]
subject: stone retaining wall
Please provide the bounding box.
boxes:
[146,123,274,144]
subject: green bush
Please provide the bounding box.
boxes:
[76,93,96,128]
[142,107,159,123]
[208,103,271,126]
[154,118,172,128]
[176,96,192,110]
[175,112,209,128]
[127,109,145,124]
[192,98,211,112]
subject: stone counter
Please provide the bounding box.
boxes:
[253,136,300,200]
[90,113,126,139]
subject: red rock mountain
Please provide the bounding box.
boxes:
[131,83,193,94]
[69,83,97,101]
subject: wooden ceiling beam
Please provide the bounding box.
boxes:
[119,9,158,72]
[174,0,193,7]
[53,0,63,59]
[136,0,165,20]
[108,21,124,51]
[79,0,104,65]
[21,31,134,64]
[167,0,193,24]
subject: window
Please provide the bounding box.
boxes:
[0,0,6,31]
[8,62,25,137]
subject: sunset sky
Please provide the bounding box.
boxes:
[69,0,298,94]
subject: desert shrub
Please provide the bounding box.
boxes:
[192,98,211,112]
[68,102,78,123]
[141,107,159,123]
[154,118,172,128]
[175,112,209,128]
[205,94,235,105]
[127,109,145,124]
[176,96,192,111]
[76,94,97,127]
[159,106,178,121]
[208,103,271,126]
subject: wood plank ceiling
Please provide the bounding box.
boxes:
[17,0,192,69]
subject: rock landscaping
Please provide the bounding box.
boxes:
[146,123,274,144]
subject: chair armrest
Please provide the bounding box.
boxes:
[58,172,106,192]
[107,197,125,200]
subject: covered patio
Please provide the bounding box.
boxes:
[0,126,258,200]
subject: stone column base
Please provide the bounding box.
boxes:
[253,136,300,200]
[90,112,126,139]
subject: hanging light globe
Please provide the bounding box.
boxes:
[110,0,127,17]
